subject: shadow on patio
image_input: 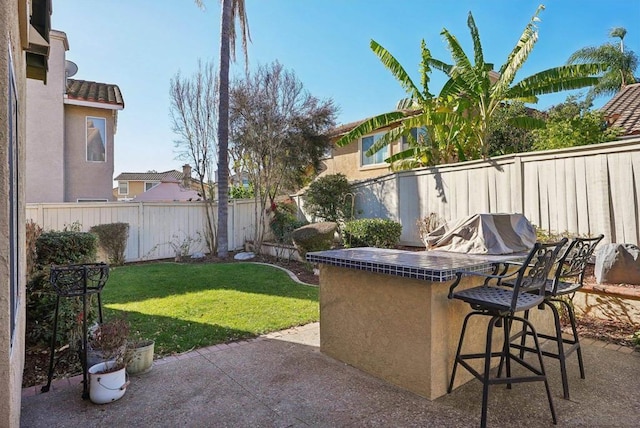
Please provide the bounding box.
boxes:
[21,323,640,427]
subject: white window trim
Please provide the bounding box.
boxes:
[359,132,389,168]
[118,181,129,195]
[77,199,109,203]
[144,181,160,192]
[86,116,107,163]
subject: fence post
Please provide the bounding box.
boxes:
[513,155,524,214]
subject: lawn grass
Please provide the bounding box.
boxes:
[101,262,319,355]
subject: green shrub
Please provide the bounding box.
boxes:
[229,183,254,199]
[90,222,129,266]
[26,220,43,277]
[291,222,337,257]
[27,230,99,348]
[342,218,402,249]
[303,173,354,224]
[269,201,308,244]
[26,269,98,347]
[35,231,97,267]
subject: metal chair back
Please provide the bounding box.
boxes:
[549,235,604,295]
[508,239,568,311]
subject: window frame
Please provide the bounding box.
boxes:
[118,181,129,195]
[144,181,159,192]
[86,116,107,162]
[360,132,389,167]
[8,45,19,347]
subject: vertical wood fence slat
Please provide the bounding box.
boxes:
[344,139,640,246]
[26,201,258,262]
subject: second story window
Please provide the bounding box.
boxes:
[361,133,388,167]
[118,181,129,195]
[145,182,159,191]
[86,116,106,162]
[401,127,428,150]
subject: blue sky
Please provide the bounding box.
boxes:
[51,0,640,177]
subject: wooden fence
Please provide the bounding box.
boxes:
[26,200,259,262]
[296,137,640,247]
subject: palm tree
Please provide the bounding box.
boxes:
[568,26,638,102]
[337,5,604,163]
[196,0,250,257]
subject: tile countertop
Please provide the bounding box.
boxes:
[306,247,528,282]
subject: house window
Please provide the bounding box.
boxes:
[8,47,19,346]
[77,199,109,203]
[144,181,159,192]
[361,133,388,167]
[86,116,106,162]
[118,181,129,195]
[401,127,428,150]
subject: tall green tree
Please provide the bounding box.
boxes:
[568,27,638,103]
[196,0,250,257]
[337,5,604,163]
[532,96,621,151]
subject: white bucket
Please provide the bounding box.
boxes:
[88,361,128,404]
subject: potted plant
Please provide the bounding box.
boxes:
[125,338,155,375]
[87,317,130,404]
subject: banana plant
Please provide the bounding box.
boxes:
[432,4,605,158]
[336,40,474,168]
[336,4,606,166]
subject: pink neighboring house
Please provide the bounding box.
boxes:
[132,176,202,202]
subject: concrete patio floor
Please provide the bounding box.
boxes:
[21,322,640,427]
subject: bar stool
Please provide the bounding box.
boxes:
[447,239,567,428]
[512,234,604,400]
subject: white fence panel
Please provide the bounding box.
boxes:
[26,200,258,262]
[327,138,640,247]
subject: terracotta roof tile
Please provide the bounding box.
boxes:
[601,83,640,136]
[66,78,125,108]
[114,170,182,181]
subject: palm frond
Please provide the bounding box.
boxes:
[334,111,406,147]
[467,12,485,75]
[426,58,453,75]
[420,40,435,99]
[441,28,484,98]
[506,63,606,99]
[371,40,425,102]
[494,24,538,100]
[366,127,405,157]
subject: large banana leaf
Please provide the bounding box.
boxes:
[506,63,606,99]
[370,40,424,103]
[334,111,405,148]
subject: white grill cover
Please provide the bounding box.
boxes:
[424,213,536,254]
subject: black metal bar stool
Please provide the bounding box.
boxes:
[511,235,604,400]
[447,239,566,428]
[42,263,109,399]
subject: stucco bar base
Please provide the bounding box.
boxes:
[319,264,552,400]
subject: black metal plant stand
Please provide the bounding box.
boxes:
[41,263,109,399]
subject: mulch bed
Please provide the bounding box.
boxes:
[22,253,637,389]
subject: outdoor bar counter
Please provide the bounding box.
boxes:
[306,247,552,400]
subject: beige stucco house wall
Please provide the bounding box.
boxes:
[1,1,50,425]
[320,119,407,182]
[25,29,66,201]
[321,132,403,182]
[25,29,123,202]
[64,104,117,201]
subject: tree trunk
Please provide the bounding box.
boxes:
[216,0,231,257]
